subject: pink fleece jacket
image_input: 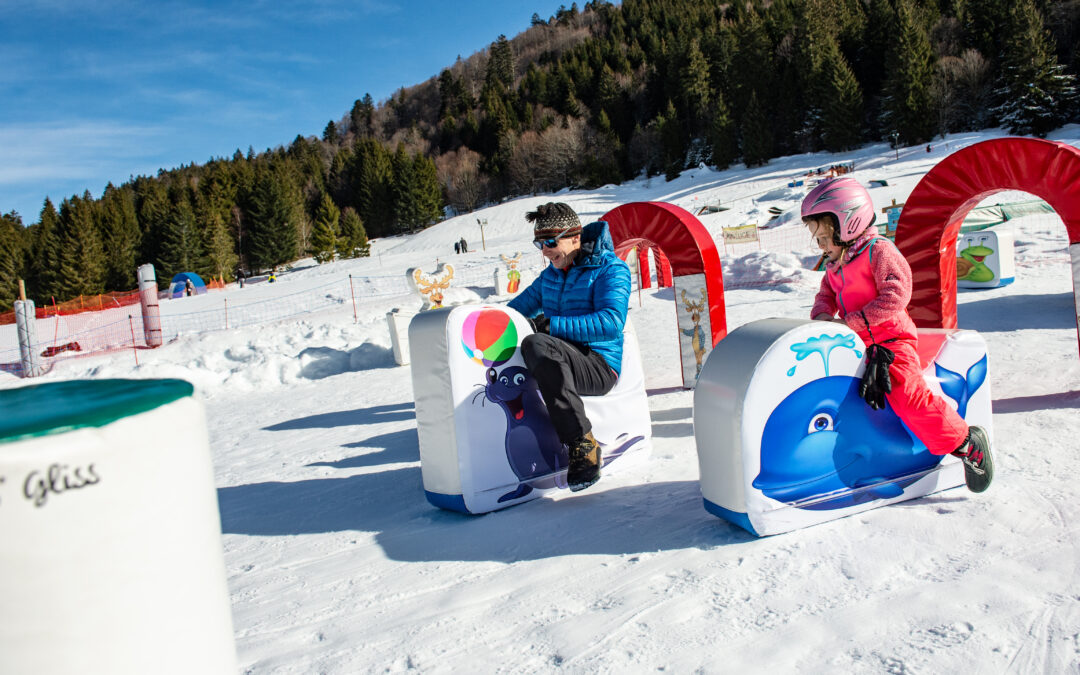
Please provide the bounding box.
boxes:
[811,229,915,337]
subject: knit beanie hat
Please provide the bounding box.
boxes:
[526,202,582,241]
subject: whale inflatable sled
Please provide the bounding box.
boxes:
[694,318,992,537]
[409,305,652,514]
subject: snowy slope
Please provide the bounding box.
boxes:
[4,128,1080,673]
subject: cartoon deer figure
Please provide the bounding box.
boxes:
[408,263,455,310]
[500,253,522,294]
[681,288,709,377]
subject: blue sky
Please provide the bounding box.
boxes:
[0,0,571,224]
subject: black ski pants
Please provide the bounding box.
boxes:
[520,333,618,444]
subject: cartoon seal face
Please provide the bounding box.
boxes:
[754,375,941,509]
[481,365,566,490]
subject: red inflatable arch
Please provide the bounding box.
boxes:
[601,202,727,387]
[896,138,1080,351]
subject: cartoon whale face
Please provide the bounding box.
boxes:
[754,375,942,509]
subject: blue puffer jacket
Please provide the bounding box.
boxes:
[508,221,631,374]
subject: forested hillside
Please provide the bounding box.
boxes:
[3,0,1078,310]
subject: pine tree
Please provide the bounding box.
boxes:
[57,193,106,300]
[338,207,369,258]
[881,0,938,144]
[246,166,299,271]
[960,0,1010,69]
[156,191,203,280]
[202,209,239,282]
[993,0,1078,137]
[353,138,396,237]
[733,6,777,133]
[310,193,340,263]
[658,100,684,180]
[413,153,443,227]
[680,38,712,136]
[323,120,340,145]
[486,35,515,92]
[350,94,376,138]
[28,198,64,304]
[741,90,773,168]
[821,40,865,152]
[99,183,140,290]
[134,178,170,274]
[709,93,738,170]
[0,211,28,311]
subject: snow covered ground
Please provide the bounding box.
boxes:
[5,128,1080,673]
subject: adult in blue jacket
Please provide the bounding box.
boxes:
[508,202,631,491]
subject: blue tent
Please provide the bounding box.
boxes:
[169,272,207,298]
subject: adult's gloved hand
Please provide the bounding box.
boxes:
[859,342,895,410]
[528,313,550,334]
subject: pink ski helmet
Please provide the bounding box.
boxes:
[801,177,876,244]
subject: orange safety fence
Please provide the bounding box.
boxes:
[0,289,142,325]
[0,277,232,326]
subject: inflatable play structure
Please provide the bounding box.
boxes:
[602,202,726,387]
[409,305,650,514]
[0,379,236,673]
[619,244,673,290]
[693,319,992,537]
[169,271,207,298]
[895,137,1080,355]
[956,229,1015,289]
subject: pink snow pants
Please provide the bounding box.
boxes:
[872,334,969,456]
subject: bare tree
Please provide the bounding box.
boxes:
[506,117,586,194]
[436,147,488,214]
[948,49,993,132]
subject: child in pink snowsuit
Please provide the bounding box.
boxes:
[803,177,994,492]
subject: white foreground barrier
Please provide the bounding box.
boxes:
[410,305,651,514]
[0,379,237,674]
[694,319,992,536]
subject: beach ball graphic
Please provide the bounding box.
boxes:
[462,309,518,366]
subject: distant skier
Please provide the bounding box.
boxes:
[184,279,194,297]
[803,177,994,492]
[459,237,468,253]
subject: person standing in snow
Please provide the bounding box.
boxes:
[803,177,994,492]
[185,278,194,297]
[459,237,468,253]
[508,202,631,491]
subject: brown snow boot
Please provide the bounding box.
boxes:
[567,432,601,492]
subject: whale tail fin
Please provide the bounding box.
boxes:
[935,354,988,419]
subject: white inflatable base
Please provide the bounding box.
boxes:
[410,305,651,514]
[694,319,992,537]
[0,379,237,675]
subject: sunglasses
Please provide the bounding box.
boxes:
[533,230,573,249]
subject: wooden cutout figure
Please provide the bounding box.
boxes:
[408,263,455,310]
[500,253,522,294]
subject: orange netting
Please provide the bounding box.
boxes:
[0,289,143,325]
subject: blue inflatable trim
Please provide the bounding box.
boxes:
[703,498,758,536]
[997,276,1015,286]
[425,491,471,514]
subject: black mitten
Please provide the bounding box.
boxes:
[859,343,895,410]
[528,313,550,334]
